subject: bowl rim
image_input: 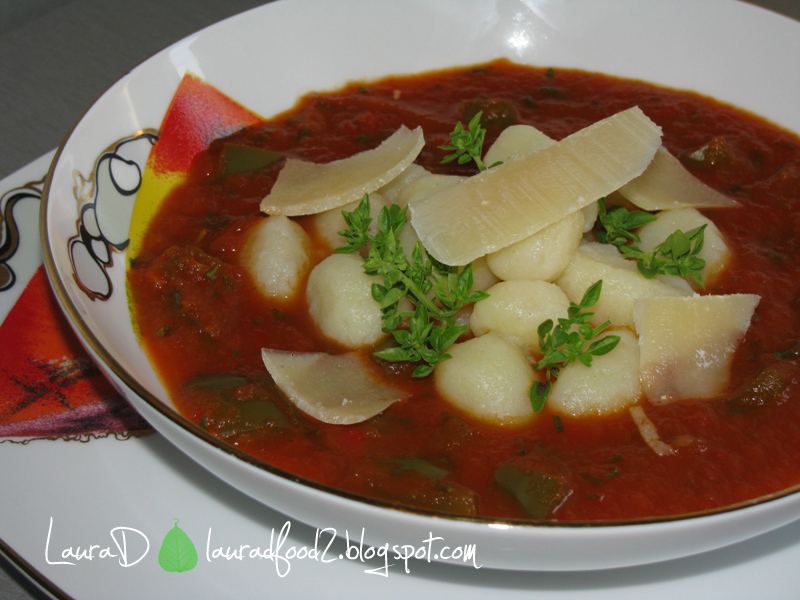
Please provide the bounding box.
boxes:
[37,0,800,533]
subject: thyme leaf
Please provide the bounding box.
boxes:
[595,198,657,246]
[621,226,707,287]
[438,110,501,171]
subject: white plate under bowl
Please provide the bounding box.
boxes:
[40,0,800,571]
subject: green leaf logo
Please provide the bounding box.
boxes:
[158,519,198,573]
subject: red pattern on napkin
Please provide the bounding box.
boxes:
[0,265,151,438]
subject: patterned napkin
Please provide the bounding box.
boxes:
[0,175,151,440]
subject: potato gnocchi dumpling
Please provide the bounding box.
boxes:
[557,242,692,329]
[470,280,569,352]
[482,124,555,166]
[548,330,642,417]
[396,173,466,207]
[242,215,313,301]
[435,333,538,426]
[306,253,386,348]
[486,209,584,282]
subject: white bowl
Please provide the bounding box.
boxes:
[41,0,800,571]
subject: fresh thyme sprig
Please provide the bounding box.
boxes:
[336,194,489,377]
[595,199,707,288]
[439,111,500,172]
[595,198,657,246]
[530,280,620,412]
[620,226,707,288]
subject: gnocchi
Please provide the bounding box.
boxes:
[396,173,465,207]
[482,123,555,166]
[242,215,313,301]
[306,253,386,348]
[435,333,539,426]
[245,112,757,431]
[548,330,641,417]
[470,280,570,352]
[486,209,584,282]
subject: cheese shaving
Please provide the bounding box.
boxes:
[261,349,409,424]
[619,145,738,210]
[260,125,424,216]
[409,106,662,265]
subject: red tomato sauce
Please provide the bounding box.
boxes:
[128,60,800,522]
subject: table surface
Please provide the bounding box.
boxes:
[2,0,799,597]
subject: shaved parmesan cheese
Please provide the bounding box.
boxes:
[260,125,424,216]
[409,107,662,265]
[619,146,738,210]
[634,294,760,404]
[483,124,601,238]
[630,406,675,457]
[481,123,596,235]
[262,350,408,424]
